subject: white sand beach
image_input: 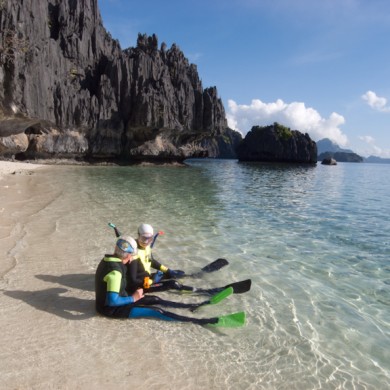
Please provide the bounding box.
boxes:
[0,163,199,389]
[0,160,45,179]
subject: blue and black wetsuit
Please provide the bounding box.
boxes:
[95,255,217,324]
[95,255,137,318]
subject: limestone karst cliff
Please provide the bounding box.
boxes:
[236,123,317,164]
[0,0,241,162]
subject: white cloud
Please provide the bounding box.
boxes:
[227,98,348,146]
[361,91,390,112]
[357,135,390,158]
[358,135,375,144]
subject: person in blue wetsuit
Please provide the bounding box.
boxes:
[95,235,144,317]
[95,235,219,324]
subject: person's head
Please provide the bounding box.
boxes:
[114,235,137,263]
[137,223,154,248]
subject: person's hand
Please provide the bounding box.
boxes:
[132,288,144,302]
[167,269,185,278]
[153,271,164,283]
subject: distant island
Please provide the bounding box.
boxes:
[317,138,390,164]
[364,155,390,164]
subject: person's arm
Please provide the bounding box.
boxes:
[150,253,185,278]
[150,253,164,272]
[104,270,143,306]
[106,292,134,306]
[127,259,148,287]
[106,290,143,306]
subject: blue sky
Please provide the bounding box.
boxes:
[98,0,390,157]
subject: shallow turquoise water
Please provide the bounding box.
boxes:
[2,159,389,389]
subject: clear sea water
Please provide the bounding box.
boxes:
[1,159,389,389]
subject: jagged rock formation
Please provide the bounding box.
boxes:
[236,123,317,164]
[0,0,241,162]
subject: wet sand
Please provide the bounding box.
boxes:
[0,161,156,389]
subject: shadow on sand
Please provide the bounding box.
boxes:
[4,272,95,320]
[35,273,94,292]
[4,287,95,320]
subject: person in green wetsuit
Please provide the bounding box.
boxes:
[95,235,144,317]
[95,235,221,324]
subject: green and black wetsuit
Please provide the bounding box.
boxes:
[95,255,136,318]
[95,255,218,324]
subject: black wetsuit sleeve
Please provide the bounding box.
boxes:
[150,253,164,271]
[126,259,148,290]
